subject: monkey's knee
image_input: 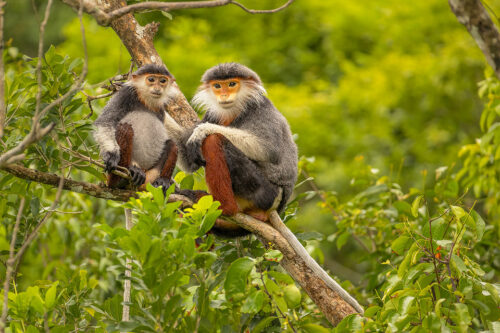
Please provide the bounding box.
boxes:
[159,140,178,179]
[201,133,225,158]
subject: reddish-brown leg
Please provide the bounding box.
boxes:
[201,134,239,216]
[107,123,133,188]
[159,140,178,179]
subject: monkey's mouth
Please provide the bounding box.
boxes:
[219,101,234,105]
[150,93,163,98]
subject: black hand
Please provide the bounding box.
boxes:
[128,165,146,186]
[102,151,120,173]
[186,140,205,165]
[152,177,175,195]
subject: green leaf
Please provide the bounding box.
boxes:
[224,257,254,299]
[336,231,350,250]
[391,236,411,255]
[450,303,471,333]
[194,252,217,269]
[301,323,330,333]
[450,254,467,277]
[364,305,380,318]
[252,316,277,333]
[451,205,466,220]
[411,195,423,217]
[195,195,213,211]
[241,290,265,313]
[283,284,301,308]
[45,281,58,310]
[471,210,485,240]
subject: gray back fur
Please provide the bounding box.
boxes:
[204,96,298,195]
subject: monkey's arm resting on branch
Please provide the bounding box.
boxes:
[188,123,274,162]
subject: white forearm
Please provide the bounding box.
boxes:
[190,124,269,162]
[93,125,119,155]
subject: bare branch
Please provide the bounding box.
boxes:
[449,0,500,79]
[229,0,295,14]
[61,0,295,25]
[0,198,25,333]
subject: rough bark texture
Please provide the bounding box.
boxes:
[1,164,193,206]
[234,213,360,325]
[2,164,137,201]
[449,0,500,79]
[280,258,358,324]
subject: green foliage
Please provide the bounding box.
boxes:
[457,69,500,220]
[1,0,499,331]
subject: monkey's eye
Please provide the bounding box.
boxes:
[148,77,155,83]
[159,78,167,84]
[213,83,222,89]
[228,81,237,87]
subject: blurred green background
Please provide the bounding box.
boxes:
[4,0,498,278]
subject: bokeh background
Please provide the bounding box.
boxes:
[5,0,498,279]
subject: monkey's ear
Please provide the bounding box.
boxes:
[131,74,138,79]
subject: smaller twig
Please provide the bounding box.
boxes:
[60,146,130,178]
[121,208,133,325]
[229,0,294,14]
[0,198,25,333]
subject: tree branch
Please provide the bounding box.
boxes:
[61,0,295,26]
[449,0,500,79]
[0,198,25,333]
[0,164,192,205]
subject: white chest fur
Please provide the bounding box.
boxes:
[120,111,169,170]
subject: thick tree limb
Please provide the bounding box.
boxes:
[449,0,500,79]
[0,164,192,205]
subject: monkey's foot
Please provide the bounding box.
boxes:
[152,177,175,194]
[245,209,270,222]
[129,166,146,186]
[176,189,208,202]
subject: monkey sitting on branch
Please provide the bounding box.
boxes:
[93,64,179,191]
[165,63,298,236]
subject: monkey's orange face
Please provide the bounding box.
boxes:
[210,78,241,106]
[143,74,171,99]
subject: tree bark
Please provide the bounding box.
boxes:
[449,0,500,79]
